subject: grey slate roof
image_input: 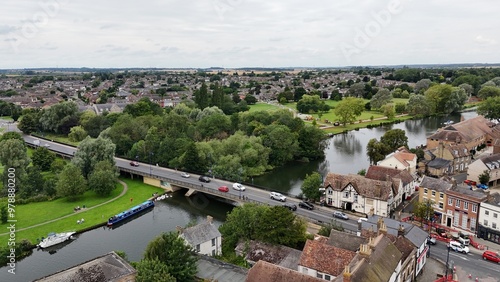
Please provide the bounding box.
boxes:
[181,221,221,246]
[196,255,248,282]
[327,229,367,252]
[362,215,427,248]
[427,158,451,169]
[419,176,453,192]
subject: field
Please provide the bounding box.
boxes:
[248,102,282,112]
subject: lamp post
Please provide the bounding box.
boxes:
[444,245,451,279]
[427,200,432,257]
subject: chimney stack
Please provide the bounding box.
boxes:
[207,215,213,224]
[398,224,405,237]
[368,237,376,250]
[343,265,352,282]
[378,222,387,236]
[359,244,372,259]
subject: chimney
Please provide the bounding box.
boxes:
[176,226,184,234]
[378,222,387,236]
[438,142,444,158]
[359,244,372,259]
[368,237,376,250]
[377,217,383,230]
[343,265,352,282]
[207,215,213,224]
[398,224,405,237]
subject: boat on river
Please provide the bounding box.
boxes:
[37,232,76,249]
[107,200,155,226]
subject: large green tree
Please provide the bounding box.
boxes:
[143,231,198,282]
[17,112,40,134]
[366,138,389,165]
[72,136,116,179]
[297,125,327,160]
[134,259,176,282]
[68,125,88,142]
[0,139,29,193]
[413,199,435,226]
[296,94,330,114]
[301,172,323,201]
[333,97,365,126]
[88,160,117,196]
[39,101,79,134]
[370,88,392,109]
[56,163,87,200]
[478,96,500,121]
[478,85,500,100]
[194,83,210,109]
[380,129,408,152]
[261,124,299,167]
[123,97,163,117]
[406,94,431,116]
[31,146,56,171]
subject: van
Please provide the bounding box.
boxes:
[458,232,470,246]
[358,218,368,223]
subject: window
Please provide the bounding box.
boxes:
[472,204,477,213]
[432,191,436,197]
[455,199,461,208]
[211,238,216,247]
[344,191,349,198]
[464,202,469,209]
[302,267,308,274]
[448,198,453,205]
[439,203,444,209]
[461,215,468,229]
[212,250,216,256]
[328,189,332,195]
[484,220,488,226]
[354,194,358,203]
[424,188,428,194]
[440,193,444,199]
[316,273,323,279]
[494,213,498,218]
[454,212,460,226]
[196,244,200,252]
[493,223,497,229]
[471,218,476,231]
[485,210,490,216]
[325,275,331,280]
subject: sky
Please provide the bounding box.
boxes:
[1,0,499,69]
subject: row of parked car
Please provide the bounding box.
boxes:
[464,179,489,190]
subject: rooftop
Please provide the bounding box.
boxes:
[299,239,356,277]
[246,260,323,282]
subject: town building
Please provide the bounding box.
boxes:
[235,240,302,270]
[429,142,471,174]
[477,192,500,245]
[467,153,500,187]
[365,165,417,205]
[377,147,418,174]
[445,185,488,232]
[246,260,323,282]
[177,215,222,256]
[418,176,453,225]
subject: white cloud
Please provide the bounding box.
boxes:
[0,0,499,68]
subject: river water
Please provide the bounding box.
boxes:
[0,112,477,281]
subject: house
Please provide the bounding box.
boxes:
[246,260,323,282]
[324,173,397,217]
[418,176,453,225]
[421,150,452,177]
[360,216,428,278]
[467,153,500,187]
[196,255,248,282]
[477,192,500,245]
[429,142,472,174]
[445,184,488,232]
[377,147,418,174]
[33,251,136,282]
[426,115,494,151]
[178,215,222,256]
[235,240,302,270]
[365,165,417,204]
[327,229,367,252]
[298,239,356,281]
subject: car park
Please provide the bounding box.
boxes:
[270,192,286,202]
[180,172,190,178]
[130,161,139,167]
[282,203,297,211]
[482,250,500,263]
[298,201,314,210]
[218,186,229,192]
[233,183,246,191]
[447,241,469,254]
[333,211,349,220]
[199,176,211,183]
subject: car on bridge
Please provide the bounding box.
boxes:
[270,192,286,202]
[199,176,211,183]
[333,211,349,220]
[130,161,139,167]
[180,172,190,178]
[232,183,245,191]
[218,186,229,193]
[298,201,314,210]
[282,203,297,211]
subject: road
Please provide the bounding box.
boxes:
[21,134,361,232]
[429,241,500,279]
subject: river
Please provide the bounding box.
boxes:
[0,112,477,281]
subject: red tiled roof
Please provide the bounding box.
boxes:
[299,239,355,277]
[246,260,323,282]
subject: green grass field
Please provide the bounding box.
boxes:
[248,102,282,112]
[0,178,164,246]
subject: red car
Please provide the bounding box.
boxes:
[464,180,477,186]
[482,251,500,263]
[218,186,229,193]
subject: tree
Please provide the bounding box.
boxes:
[458,83,474,96]
[478,170,490,185]
[0,139,29,193]
[134,259,176,282]
[31,146,56,171]
[297,125,327,160]
[406,94,431,116]
[0,205,7,224]
[180,142,205,173]
[88,160,117,196]
[414,79,433,94]
[294,87,307,101]
[382,103,396,120]
[68,125,88,142]
[424,84,454,114]
[244,94,257,105]
[17,112,39,134]
[346,82,366,98]
[297,94,330,114]
[72,136,116,179]
[123,97,163,117]
[413,199,435,226]
[261,124,299,167]
[83,115,110,138]
[194,83,210,109]
[333,97,365,126]
[366,138,389,165]
[0,131,23,143]
[23,166,44,197]
[50,158,66,174]
[478,85,500,100]
[143,231,198,282]
[477,96,500,121]
[380,129,408,152]
[39,101,79,133]
[370,88,392,109]
[301,172,323,201]
[56,163,87,200]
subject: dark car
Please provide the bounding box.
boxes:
[199,176,211,183]
[299,201,314,210]
[283,203,297,211]
[130,161,139,167]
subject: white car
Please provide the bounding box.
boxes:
[447,241,469,254]
[270,192,286,202]
[233,183,245,191]
[180,172,190,178]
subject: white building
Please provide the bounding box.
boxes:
[378,147,418,175]
[178,215,222,256]
[467,153,500,187]
[477,192,500,245]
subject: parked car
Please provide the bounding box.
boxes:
[218,186,229,193]
[129,161,139,167]
[357,217,368,223]
[476,183,489,190]
[427,236,436,245]
[482,250,500,263]
[180,172,190,178]
[298,201,314,210]
[436,227,447,237]
[464,180,477,186]
[270,192,286,202]
[232,183,246,191]
[199,176,211,183]
[447,241,469,254]
[333,211,349,220]
[282,203,297,211]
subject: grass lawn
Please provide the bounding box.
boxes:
[0,177,164,246]
[248,102,282,112]
[321,115,413,134]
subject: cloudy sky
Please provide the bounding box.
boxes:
[1,0,499,69]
